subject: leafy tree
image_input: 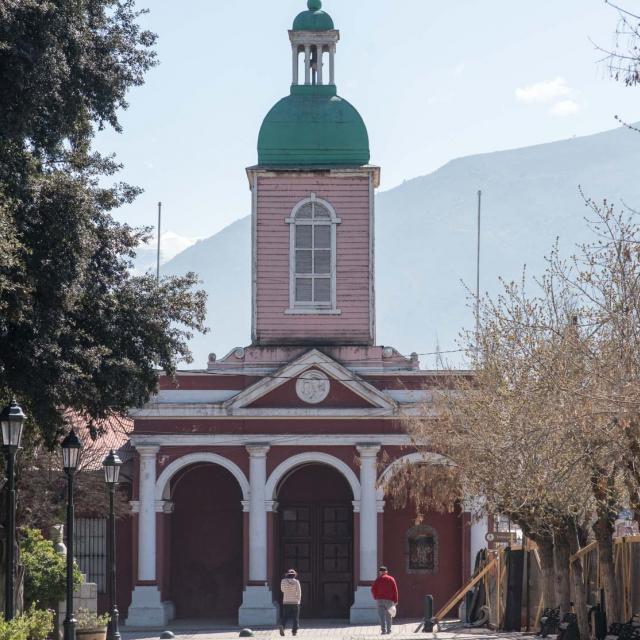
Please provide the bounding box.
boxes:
[398,199,640,627]
[0,0,207,445]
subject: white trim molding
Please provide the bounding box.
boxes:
[155,452,250,502]
[265,451,361,501]
[376,452,452,500]
[130,433,412,447]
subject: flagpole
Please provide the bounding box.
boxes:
[156,201,162,281]
[476,190,482,351]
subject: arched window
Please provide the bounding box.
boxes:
[286,193,341,314]
[406,525,438,574]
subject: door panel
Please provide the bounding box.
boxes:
[278,504,353,618]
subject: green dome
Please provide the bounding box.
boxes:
[293,0,334,31]
[258,89,370,166]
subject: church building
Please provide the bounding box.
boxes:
[123,1,487,627]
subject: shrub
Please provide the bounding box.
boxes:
[76,608,110,630]
[20,528,82,607]
[0,606,54,640]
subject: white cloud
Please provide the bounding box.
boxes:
[549,99,580,116]
[515,77,572,104]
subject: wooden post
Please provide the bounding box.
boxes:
[496,548,501,628]
[434,555,498,622]
[523,540,531,631]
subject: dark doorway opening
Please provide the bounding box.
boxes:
[276,464,354,618]
[169,464,243,619]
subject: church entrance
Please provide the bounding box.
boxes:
[276,464,354,618]
[169,464,243,619]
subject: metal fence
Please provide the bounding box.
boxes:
[74,518,107,593]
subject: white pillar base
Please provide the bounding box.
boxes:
[238,585,279,626]
[350,586,378,624]
[126,586,174,627]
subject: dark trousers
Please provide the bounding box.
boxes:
[281,604,300,632]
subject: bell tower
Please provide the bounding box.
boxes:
[248,0,380,347]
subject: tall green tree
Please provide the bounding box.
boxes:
[0,0,207,445]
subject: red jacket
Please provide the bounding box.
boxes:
[371,574,398,603]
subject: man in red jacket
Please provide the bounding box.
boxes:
[371,566,398,634]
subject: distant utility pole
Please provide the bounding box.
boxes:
[476,190,482,351]
[156,201,162,281]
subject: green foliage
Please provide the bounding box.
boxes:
[0,0,158,156]
[76,608,110,631]
[0,0,207,445]
[0,605,54,640]
[20,528,82,608]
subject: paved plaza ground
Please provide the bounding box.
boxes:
[121,621,534,640]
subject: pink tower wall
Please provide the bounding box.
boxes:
[252,172,374,345]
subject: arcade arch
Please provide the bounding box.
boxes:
[265,451,361,502]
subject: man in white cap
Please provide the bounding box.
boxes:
[279,568,302,636]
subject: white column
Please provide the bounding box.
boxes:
[247,443,269,582]
[357,444,380,581]
[317,46,323,85]
[304,45,311,84]
[292,45,299,85]
[351,444,381,624]
[239,443,278,626]
[127,445,172,627]
[467,497,488,570]
[329,45,335,85]
[138,445,159,581]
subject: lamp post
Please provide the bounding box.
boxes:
[0,399,25,621]
[102,449,122,640]
[61,429,82,640]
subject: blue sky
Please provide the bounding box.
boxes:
[95,0,639,258]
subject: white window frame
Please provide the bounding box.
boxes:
[285,192,341,315]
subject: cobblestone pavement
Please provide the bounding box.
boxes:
[121,620,534,640]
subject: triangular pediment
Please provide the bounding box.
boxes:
[224,349,396,416]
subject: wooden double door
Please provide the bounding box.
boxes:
[278,503,353,618]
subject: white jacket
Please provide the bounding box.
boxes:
[281,578,302,604]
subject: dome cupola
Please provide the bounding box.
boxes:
[257,1,370,167]
[292,0,335,31]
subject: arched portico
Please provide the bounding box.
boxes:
[169,463,244,618]
[376,451,486,611]
[275,463,355,618]
[128,447,251,628]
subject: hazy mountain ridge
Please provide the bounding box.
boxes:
[163,124,640,368]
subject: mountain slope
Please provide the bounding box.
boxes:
[163,124,640,368]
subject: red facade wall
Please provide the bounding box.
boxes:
[134,418,406,439]
[382,503,463,617]
[254,175,372,345]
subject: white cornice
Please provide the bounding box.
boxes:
[246,166,381,189]
[130,433,412,447]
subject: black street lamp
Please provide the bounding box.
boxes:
[0,399,25,621]
[102,449,122,640]
[61,429,82,640]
